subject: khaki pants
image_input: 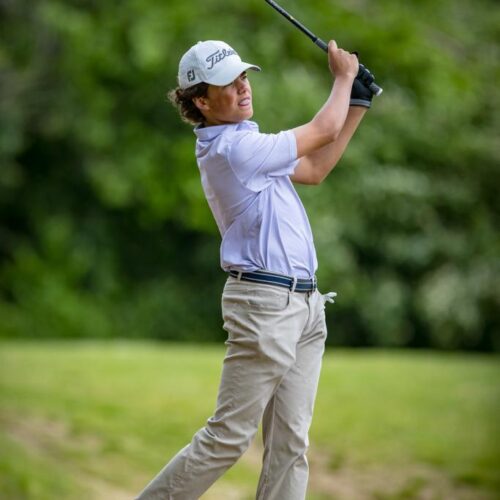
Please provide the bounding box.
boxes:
[136,276,329,500]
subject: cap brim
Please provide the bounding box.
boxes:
[207,61,261,86]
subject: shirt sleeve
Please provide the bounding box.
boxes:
[227,129,299,192]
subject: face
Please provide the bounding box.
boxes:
[194,72,253,126]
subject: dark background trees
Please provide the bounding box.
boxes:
[1,0,498,349]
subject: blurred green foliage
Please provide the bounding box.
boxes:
[0,0,499,349]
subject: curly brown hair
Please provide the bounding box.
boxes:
[167,83,209,125]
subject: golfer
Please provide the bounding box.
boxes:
[136,39,371,500]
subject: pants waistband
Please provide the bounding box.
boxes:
[228,270,317,293]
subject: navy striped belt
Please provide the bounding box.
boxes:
[228,269,317,293]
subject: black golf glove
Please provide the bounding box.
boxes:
[350,77,374,108]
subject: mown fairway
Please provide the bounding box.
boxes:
[1,341,499,500]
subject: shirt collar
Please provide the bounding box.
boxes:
[194,120,258,141]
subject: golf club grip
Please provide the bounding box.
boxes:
[315,38,383,96]
[264,0,383,96]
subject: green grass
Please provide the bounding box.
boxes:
[1,341,499,499]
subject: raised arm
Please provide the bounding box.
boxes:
[291,106,367,185]
[291,40,358,159]
[290,40,369,185]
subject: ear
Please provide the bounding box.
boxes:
[193,96,210,112]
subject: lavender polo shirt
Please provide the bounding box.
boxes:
[194,120,317,279]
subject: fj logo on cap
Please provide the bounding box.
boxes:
[187,70,196,82]
[206,49,237,70]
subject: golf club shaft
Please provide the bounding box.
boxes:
[264,0,383,96]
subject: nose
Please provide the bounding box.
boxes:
[236,76,249,93]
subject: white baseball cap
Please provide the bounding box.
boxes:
[178,40,261,89]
